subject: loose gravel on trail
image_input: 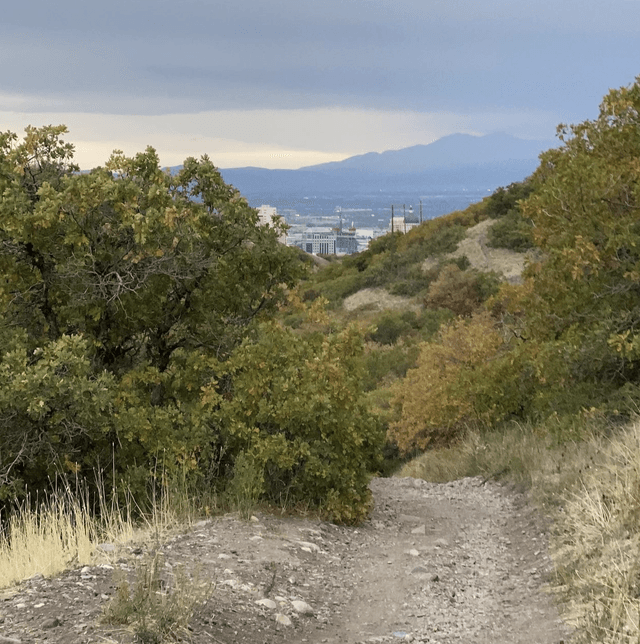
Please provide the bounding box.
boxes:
[0,477,573,644]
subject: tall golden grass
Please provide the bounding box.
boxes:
[0,469,205,590]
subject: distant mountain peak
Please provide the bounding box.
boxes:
[300,132,555,175]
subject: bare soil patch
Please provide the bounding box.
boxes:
[343,289,421,313]
[423,218,534,284]
[0,477,572,644]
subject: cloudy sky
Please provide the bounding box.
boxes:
[2,0,639,169]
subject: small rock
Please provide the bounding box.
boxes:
[96,543,116,553]
[218,553,232,560]
[41,617,63,629]
[411,525,426,535]
[291,600,314,615]
[296,540,321,552]
[408,549,420,557]
[411,566,428,574]
[431,574,440,582]
[250,515,260,523]
[275,613,292,626]
[434,538,449,548]
[256,598,277,609]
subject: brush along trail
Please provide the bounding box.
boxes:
[0,477,572,643]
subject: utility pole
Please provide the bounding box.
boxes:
[391,205,394,233]
[420,200,423,224]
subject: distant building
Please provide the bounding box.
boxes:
[389,206,421,234]
[290,221,359,256]
[256,205,287,244]
[299,231,336,255]
[335,221,359,255]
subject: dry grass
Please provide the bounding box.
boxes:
[102,550,210,644]
[0,472,205,590]
[551,421,640,643]
[0,485,134,589]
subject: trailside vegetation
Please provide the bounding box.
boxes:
[391,76,640,452]
[0,126,382,523]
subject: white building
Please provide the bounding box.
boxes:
[256,205,287,244]
[389,206,421,234]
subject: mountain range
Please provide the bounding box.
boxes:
[219,133,556,198]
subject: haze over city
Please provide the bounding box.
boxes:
[2,0,639,170]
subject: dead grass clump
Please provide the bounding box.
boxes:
[0,486,134,589]
[0,470,207,590]
[552,420,640,643]
[102,551,210,643]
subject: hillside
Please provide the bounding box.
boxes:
[342,217,531,313]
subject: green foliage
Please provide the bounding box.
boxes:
[511,76,640,416]
[482,181,535,251]
[485,180,534,219]
[360,343,420,391]
[0,334,115,499]
[0,126,307,506]
[213,321,385,524]
[366,310,415,345]
[486,210,534,251]
[313,267,369,305]
[424,264,501,317]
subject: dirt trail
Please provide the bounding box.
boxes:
[0,476,572,644]
[423,218,533,284]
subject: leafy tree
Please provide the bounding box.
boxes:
[517,76,640,411]
[485,180,534,219]
[424,264,501,317]
[0,126,304,501]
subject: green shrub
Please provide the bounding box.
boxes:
[366,312,413,345]
[485,181,534,218]
[423,265,502,317]
[486,211,534,251]
[360,343,420,391]
[212,321,385,524]
[389,312,525,452]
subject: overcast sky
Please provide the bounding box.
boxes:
[2,0,639,169]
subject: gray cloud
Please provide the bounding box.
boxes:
[1,0,639,122]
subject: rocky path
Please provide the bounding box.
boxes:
[0,477,572,643]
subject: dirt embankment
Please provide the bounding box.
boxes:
[425,218,534,284]
[0,477,572,644]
